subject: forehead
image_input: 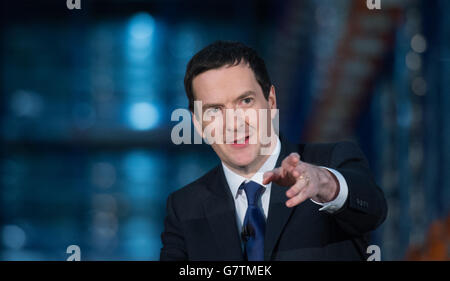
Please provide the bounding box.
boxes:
[192,63,261,103]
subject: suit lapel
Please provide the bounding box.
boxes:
[201,136,304,261]
[264,136,303,260]
[202,166,244,260]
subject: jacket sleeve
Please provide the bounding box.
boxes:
[328,141,388,236]
[160,193,187,261]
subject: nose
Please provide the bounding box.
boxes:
[224,108,246,140]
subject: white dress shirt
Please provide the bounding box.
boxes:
[221,135,349,232]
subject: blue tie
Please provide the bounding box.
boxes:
[240,181,266,261]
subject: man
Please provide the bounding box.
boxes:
[160,40,387,261]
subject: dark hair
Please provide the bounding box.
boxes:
[184,40,272,112]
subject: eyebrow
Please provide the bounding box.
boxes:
[235,91,256,101]
[202,91,257,110]
[202,102,223,111]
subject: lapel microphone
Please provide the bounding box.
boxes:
[241,224,255,242]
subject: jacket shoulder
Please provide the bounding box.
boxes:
[169,164,220,200]
[301,140,360,165]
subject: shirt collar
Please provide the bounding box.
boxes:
[222,135,281,198]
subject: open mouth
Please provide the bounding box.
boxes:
[231,135,250,146]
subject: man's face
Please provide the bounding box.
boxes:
[191,62,277,170]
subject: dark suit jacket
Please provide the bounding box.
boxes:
[160,137,388,261]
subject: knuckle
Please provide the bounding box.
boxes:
[297,162,306,170]
[305,187,315,198]
[320,174,329,185]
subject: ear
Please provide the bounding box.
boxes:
[268,85,278,119]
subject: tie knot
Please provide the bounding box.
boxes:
[240,181,265,206]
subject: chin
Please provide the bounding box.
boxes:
[230,158,253,168]
[227,149,259,167]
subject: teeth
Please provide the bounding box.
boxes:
[234,136,248,143]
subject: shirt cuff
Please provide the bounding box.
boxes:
[310,167,348,213]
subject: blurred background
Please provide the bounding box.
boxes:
[1,0,449,260]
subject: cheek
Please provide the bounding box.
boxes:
[248,104,271,126]
[202,117,225,136]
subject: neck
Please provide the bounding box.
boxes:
[224,134,278,179]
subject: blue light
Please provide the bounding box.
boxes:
[127,12,155,52]
[128,102,159,130]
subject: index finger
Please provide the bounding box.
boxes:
[281,153,300,172]
[263,168,282,185]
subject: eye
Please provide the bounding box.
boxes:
[206,107,221,115]
[242,97,254,105]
